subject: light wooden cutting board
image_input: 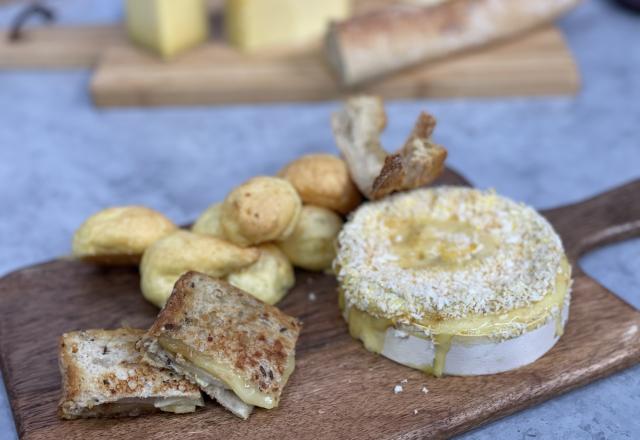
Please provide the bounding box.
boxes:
[1,170,639,440]
[0,0,580,105]
[89,25,580,107]
[0,25,124,68]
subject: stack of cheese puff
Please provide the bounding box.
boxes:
[71,154,362,308]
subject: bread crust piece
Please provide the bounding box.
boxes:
[58,328,203,419]
[139,272,301,414]
[331,95,387,198]
[326,0,581,85]
[332,95,447,200]
[371,112,447,199]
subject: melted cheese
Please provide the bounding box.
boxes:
[348,307,391,354]
[158,337,294,409]
[425,257,570,336]
[387,218,497,270]
[154,397,200,414]
[345,257,571,376]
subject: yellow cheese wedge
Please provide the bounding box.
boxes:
[125,0,210,59]
[226,0,351,52]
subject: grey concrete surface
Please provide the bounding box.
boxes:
[0,0,638,438]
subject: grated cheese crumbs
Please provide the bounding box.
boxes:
[335,187,566,332]
[393,385,403,394]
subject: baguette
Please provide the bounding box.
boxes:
[326,0,581,85]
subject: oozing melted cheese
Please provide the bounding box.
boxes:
[345,257,571,376]
[154,397,200,414]
[158,337,294,409]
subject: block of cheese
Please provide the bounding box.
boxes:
[125,0,210,59]
[226,0,351,52]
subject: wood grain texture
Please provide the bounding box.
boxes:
[0,26,124,69]
[1,170,639,440]
[89,25,580,107]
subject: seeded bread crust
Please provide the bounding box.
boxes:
[139,272,301,408]
[58,328,202,419]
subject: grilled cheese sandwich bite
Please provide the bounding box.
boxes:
[58,329,203,419]
[335,186,572,376]
[139,272,301,419]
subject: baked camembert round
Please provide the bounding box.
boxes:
[335,186,572,376]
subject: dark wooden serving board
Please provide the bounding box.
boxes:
[1,170,639,440]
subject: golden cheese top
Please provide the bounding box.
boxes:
[335,186,568,322]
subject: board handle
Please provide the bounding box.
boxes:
[542,179,640,262]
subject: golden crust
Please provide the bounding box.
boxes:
[278,205,343,271]
[58,336,82,411]
[144,272,301,399]
[72,206,177,265]
[371,113,447,199]
[326,0,581,86]
[191,202,225,239]
[221,177,302,247]
[332,96,447,200]
[227,244,295,305]
[278,154,362,215]
[140,230,260,308]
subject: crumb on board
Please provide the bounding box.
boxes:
[394,384,403,394]
[308,292,317,302]
[421,386,429,394]
[413,409,419,415]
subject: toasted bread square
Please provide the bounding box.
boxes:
[139,272,301,419]
[58,328,203,419]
